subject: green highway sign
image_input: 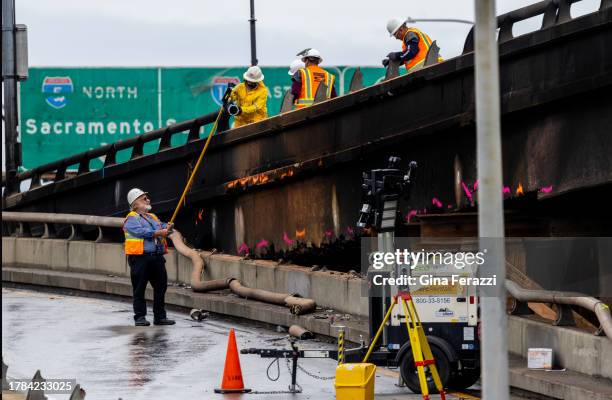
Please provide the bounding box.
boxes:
[19,66,388,170]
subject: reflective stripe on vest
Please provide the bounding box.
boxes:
[296,66,334,109]
[296,68,314,107]
[123,211,168,255]
[402,28,434,73]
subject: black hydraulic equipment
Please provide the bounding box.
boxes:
[241,336,340,394]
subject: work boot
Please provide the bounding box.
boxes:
[135,317,150,326]
[154,318,176,326]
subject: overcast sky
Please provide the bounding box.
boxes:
[15,0,600,67]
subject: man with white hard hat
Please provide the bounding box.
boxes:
[123,188,175,326]
[384,18,442,73]
[228,65,269,128]
[291,48,337,109]
[288,58,305,77]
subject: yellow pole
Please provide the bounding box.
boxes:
[338,328,345,364]
[169,107,224,224]
[363,296,397,363]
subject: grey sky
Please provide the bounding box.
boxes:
[14,0,601,67]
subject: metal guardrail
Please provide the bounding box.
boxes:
[2,211,123,242]
[463,0,610,53]
[507,280,612,339]
[2,110,227,196]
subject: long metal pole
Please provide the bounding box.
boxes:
[2,0,20,195]
[249,0,258,66]
[169,107,224,224]
[474,0,509,398]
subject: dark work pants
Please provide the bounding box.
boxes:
[127,254,168,321]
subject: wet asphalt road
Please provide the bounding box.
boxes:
[2,287,415,400]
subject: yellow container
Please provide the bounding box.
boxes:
[335,363,376,400]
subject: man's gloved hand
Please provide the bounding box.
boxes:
[387,52,401,62]
[221,85,234,105]
[154,229,169,238]
[382,58,390,67]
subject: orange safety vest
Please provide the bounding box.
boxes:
[402,28,440,73]
[295,66,335,109]
[123,211,168,255]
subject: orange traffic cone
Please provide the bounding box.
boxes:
[214,328,252,393]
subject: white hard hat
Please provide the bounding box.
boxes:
[127,188,148,207]
[288,59,305,76]
[387,18,406,36]
[243,66,264,82]
[301,48,322,63]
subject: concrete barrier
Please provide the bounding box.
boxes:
[3,236,612,396]
[508,315,612,380]
[164,249,178,282]
[67,241,95,273]
[2,237,16,265]
[3,237,367,316]
[94,243,127,276]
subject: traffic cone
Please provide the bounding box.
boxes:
[214,328,251,393]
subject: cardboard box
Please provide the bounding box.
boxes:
[528,348,553,369]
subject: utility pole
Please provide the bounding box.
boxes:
[2,0,26,196]
[249,0,258,66]
[474,0,509,398]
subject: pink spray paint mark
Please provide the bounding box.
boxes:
[539,186,553,194]
[461,182,473,202]
[324,229,334,238]
[282,232,295,246]
[502,186,511,195]
[346,226,355,236]
[432,197,443,208]
[237,242,249,255]
[406,209,418,223]
[473,180,479,191]
[447,204,453,209]
[256,239,269,249]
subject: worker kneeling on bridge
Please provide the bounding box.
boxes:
[384,18,442,73]
[291,48,337,109]
[124,188,176,327]
[228,66,269,128]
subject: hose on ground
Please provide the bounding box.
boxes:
[229,279,316,315]
[169,230,231,292]
[289,325,314,340]
[168,230,316,315]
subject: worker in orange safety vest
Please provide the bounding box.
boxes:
[123,188,175,327]
[384,18,443,73]
[291,48,337,109]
